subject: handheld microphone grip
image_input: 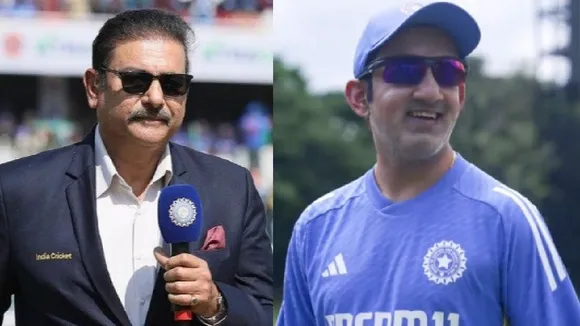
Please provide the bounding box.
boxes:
[171,242,193,325]
[158,184,204,326]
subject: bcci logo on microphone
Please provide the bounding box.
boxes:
[169,198,197,227]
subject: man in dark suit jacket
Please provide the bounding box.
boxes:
[0,8,272,326]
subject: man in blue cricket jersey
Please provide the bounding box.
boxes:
[276,2,580,326]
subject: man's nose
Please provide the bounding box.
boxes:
[141,80,165,109]
[412,69,444,103]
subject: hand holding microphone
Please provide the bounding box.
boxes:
[153,249,220,318]
[154,184,222,323]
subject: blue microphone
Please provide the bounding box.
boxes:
[158,184,203,324]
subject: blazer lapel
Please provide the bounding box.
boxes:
[165,144,206,251]
[146,144,208,325]
[65,130,132,326]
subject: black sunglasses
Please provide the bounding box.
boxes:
[358,56,468,87]
[99,67,193,96]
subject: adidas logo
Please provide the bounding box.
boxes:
[321,253,347,277]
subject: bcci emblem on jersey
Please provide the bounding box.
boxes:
[169,197,197,227]
[423,240,467,285]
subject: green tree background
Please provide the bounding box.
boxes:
[273,55,580,308]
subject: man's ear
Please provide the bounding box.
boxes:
[83,68,100,110]
[458,82,466,109]
[345,79,370,118]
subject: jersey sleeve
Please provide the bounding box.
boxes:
[495,187,580,325]
[276,214,316,326]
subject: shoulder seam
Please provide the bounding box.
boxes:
[450,186,502,217]
[302,187,365,229]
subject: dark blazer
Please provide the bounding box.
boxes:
[0,129,273,326]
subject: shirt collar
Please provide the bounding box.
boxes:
[94,125,173,197]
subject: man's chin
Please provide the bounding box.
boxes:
[396,139,448,162]
[127,123,172,145]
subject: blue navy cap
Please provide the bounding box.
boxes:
[353,2,481,78]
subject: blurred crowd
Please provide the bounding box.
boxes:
[0,100,272,196]
[0,0,272,22]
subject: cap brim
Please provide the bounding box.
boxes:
[373,2,480,59]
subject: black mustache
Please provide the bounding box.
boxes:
[128,109,171,123]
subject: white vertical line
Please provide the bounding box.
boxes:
[493,187,557,291]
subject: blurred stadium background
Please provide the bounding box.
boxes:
[0,1,272,324]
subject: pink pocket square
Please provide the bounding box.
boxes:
[201,225,226,251]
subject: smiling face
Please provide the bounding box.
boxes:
[346,26,466,162]
[85,37,189,146]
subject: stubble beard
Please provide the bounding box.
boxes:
[372,118,456,165]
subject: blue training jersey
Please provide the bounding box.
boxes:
[277,153,580,326]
